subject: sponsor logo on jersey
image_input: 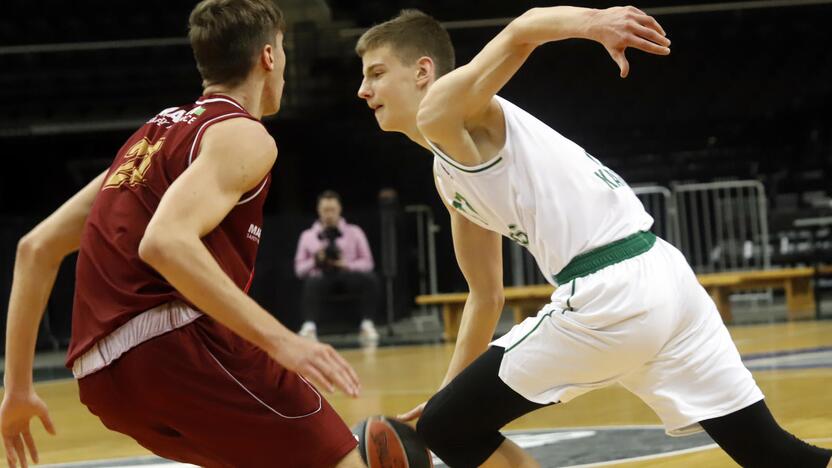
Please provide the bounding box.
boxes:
[247,224,262,243]
[147,106,206,127]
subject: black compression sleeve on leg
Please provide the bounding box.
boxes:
[416,346,551,467]
[700,400,831,468]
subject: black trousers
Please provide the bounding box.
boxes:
[300,270,380,323]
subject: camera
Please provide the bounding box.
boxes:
[317,226,343,273]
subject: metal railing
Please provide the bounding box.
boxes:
[509,184,677,286]
[633,185,680,246]
[404,205,441,320]
[673,180,770,273]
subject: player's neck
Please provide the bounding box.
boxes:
[402,121,431,151]
[402,94,432,151]
[202,82,263,119]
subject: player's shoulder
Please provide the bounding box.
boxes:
[209,117,272,142]
[203,117,276,156]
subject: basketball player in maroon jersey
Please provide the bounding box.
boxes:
[0,1,364,467]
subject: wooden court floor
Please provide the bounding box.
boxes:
[7,320,832,467]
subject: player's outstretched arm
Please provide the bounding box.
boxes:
[139,118,360,397]
[418,6,670,138]
[2,170,106,467]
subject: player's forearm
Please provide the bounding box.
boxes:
[441,294,504,387]
[3,239,64,392]
[508,6,597,46]
[139,235,292,357]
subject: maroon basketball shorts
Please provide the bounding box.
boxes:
[77,318,357,467]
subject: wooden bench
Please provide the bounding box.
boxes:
[416,267,817,341]
[699,267,815,322]
[415,285,554,341]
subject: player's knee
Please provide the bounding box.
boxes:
[418,398,502,467]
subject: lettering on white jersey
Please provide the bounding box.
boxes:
[508,224,529,246]
[585,151,627,190]
[452,192,489,226]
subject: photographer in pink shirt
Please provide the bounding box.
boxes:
[294,190,380,343]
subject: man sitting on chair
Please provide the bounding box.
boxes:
[295,190,380,343]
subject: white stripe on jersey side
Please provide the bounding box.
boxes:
[236,177,268,206]
[194,97,245,111]
[187,113,269,206]
[204,347,323,419]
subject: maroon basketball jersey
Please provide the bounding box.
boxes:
[66,95,270,366]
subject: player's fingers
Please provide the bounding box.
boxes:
[328,349,361,392]
[634,24,670,47]
[323,353,359,397]
[607,47,630,78]
[38,411,56,436]
[4,436,18,468]
[12,435,27,468]
[304,366,335,393]
[397,403,425,422]
[628,35,671,56]
[633,10,666,36]
[21,431,37,464]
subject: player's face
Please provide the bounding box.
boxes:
[263,31,286,116]
[317,198,342,227]
[357,45,421,133]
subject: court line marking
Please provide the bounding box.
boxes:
[559,436,832,467]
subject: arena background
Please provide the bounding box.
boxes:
[0,1,830,466]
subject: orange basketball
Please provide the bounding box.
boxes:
[352,415,433,468]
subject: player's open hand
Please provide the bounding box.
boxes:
[0,389,56,468]
[589,6,671,78]
[397,401,426,423]
[276,335,361,398]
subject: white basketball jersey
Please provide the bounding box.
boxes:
[431,96,653,285]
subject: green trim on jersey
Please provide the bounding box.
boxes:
[505,309,555,353]
[554,231,657,285]
[566,279,576,311]
[431,149,503,174]
[506,233,655,354]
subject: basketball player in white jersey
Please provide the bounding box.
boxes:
[356,6,832,468]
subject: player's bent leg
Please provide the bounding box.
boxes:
[700,400,832,468]
[416,346,550,467]
[480,438,539,468]
[334,448,366,468]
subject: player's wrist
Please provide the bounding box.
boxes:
[2,376,34,396]
[577,8,602,41]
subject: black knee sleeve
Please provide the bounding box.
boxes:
[416,394,504,468]
[415,346,550,467]
[701,400,832,468]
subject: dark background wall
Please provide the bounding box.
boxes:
[1,1,830,351]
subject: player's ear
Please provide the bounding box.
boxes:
[262,44,275,72]
[415,56,434,87]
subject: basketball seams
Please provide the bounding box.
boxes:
[383,417,410,468]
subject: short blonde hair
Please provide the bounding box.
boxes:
[356,9,455,78]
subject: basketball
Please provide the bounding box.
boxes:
[352,416,434,468]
